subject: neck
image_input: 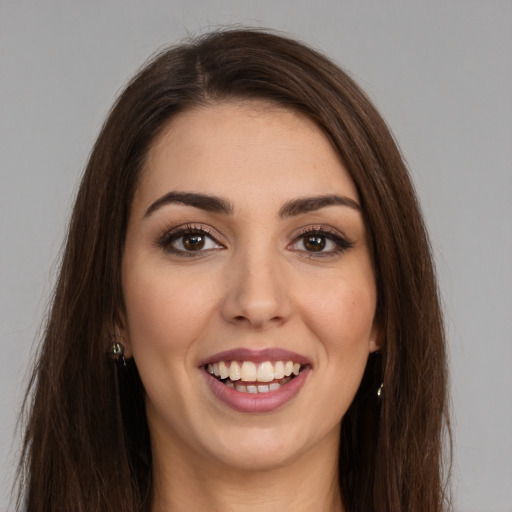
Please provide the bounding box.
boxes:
[150,432,344,512]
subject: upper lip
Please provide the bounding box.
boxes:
[199,348,312,367]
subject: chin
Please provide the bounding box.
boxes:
[206,440,302,473]
[196,422,332,474]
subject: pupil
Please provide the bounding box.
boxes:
[304,236,325,252]
[183,234,205,250]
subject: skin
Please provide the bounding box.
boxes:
[121,101,379,512]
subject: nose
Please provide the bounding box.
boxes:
[220,247,291,329]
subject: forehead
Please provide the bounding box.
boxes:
[136,100,359,208]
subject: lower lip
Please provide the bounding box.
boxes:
[203,368,310,413]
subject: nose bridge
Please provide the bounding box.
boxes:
[222,235,290,327]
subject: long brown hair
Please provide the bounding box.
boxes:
[17,28,450,511]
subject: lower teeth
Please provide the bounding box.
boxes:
[224,377,291,393]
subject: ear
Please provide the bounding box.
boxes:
[368,320,381,353]
[114,311,133,359]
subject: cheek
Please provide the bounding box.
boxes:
[122,265,216,357]
[289,281,377,436]
[304,276,377,349]
[307,283,377,415]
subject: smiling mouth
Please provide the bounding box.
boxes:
[206,360,305,394]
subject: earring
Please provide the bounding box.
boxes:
[110,335,127,367]
[377,382,384,398]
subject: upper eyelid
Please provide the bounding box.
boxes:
[290,225,355,252]
[294,224,351,240]
[156,223,225,250]
[161,223,221,239]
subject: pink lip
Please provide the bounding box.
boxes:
[199,347,312,366]
[202,366,311,413]
[199,348,312,414]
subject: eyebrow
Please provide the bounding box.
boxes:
[144,192,233,218]
[143,191,360,219]
[279,194,361,217]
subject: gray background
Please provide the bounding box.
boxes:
[1,1,511,511]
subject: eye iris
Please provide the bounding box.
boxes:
[183,234,205,251]
[304,235,325,252]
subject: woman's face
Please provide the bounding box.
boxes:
[121,101,379,472]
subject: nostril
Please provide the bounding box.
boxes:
[231,314,285,328]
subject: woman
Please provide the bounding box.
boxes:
[17,29,450,511]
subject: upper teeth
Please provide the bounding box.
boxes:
[207,360,301,382]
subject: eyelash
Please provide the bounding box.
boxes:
[156,224,354,258]
[290,226,354,257]
[156,224,223,257]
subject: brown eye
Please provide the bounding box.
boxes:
[183,234,206,251]
[303,235,326,252]
[159,227,224,255]
[289,228,354,256]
